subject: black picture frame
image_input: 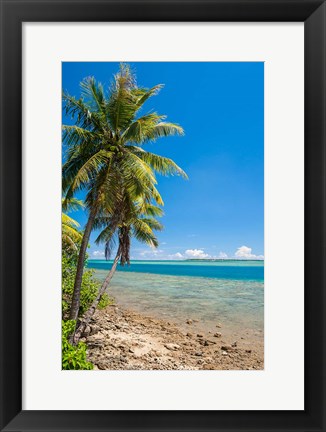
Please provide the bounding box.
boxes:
[0,0,325,431]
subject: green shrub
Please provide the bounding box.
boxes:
[62,254,111,318]
[62,242,111,370]
[62,320,93,370]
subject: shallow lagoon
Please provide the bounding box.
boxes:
[88,260,264,341]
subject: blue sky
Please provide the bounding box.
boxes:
[62,62,264,260]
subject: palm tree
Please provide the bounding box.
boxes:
[63,64,187,320]
[62,198,84,252]
[71,195,163,344]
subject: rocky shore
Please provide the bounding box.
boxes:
[83,304,264,370]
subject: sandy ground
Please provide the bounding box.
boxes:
[83,304,264,370]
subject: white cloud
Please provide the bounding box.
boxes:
[132,246,267,261]
[234,245,264,260]
[138,249,164,259]
[184,249,210,259]
[92,250,105,257]
[135,248,211,260]
[168,252,184,259]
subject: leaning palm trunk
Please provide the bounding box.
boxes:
[71,247,122,345]
[69,206,97,320]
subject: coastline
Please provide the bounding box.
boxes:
[83,302,264,370]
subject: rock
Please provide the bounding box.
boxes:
[81,325,92,337]
[222,351,228,356]
[203,364,216,370]
[199,339,216,347]
[129,348,135,353]
[97,362,109,369]
[164,343,180,351]
[195,352,203,356]
[89,325,101,336]
[87,341,103,349]
[197,334,204,338]
[231,341,237,347]
[87,332,104,341]
[186,319,193,324]
[213,332,222,338]
[221,345,234,351]
[216,323,222,328]
[245,349,252,354]
[186,332,193,338]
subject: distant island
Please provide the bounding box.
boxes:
[185,258,264,262]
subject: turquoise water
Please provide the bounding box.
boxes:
[88,259,264,281]
[87,260,264,340]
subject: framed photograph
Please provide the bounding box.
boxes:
[0,0,325,431]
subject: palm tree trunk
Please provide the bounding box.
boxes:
[71,248,121,345]
[69,205,97,320]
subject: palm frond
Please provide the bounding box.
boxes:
[118,152,159,200]
[143,182,164,206]
[92,216,111,231]
[80,76,106,116]
[120,113,166,144]
[63,150,113,200]
[62,213,80,228]
[95,224,117,260]
[134,199,164,217]
[142,122,185,142]
[106,64,139,133]
[95,224,116,245]
[62,125,100,148]
[132,219,159,248]
[62,233,79,251]
[139,217,163,231]
[134,84,164,110]
[62,197,84,212]
[62,222,82,239]
[62,210,83,251]
[62,92,103,131]
[129,146,188,179]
